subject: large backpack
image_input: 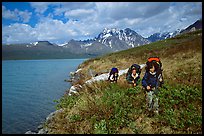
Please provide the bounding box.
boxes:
[146,57,162,72]
[126,64,141,77]
[110,67,119,75]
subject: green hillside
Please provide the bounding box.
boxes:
[44,30,202,134]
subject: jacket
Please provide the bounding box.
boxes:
[142,71,159,89]
[126,72,140,84]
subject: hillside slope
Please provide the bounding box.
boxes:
[78,30,202,88]
[43,30,202,134]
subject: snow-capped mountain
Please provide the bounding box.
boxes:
[63,28,151,55]
[148,19,202,42]
[147,30,180,42]
[96,28,150,48]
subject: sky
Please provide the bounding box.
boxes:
[2,2,202,45]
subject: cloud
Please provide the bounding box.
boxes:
[95,2,170,21]
[2,2,202,44]
[2,5,32,23]
[64,9,95,19]
[2,17,93,44]
[29,2,51,14]
[2,6,19,21]
[53,2,96,16]
[2,23,37,43]
[18,10,32,23]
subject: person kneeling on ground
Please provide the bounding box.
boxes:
[108,67,119,83]
[126,64,141,87]
[142,62,162,115]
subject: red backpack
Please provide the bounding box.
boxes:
[146,57,162,70]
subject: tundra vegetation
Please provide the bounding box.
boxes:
[45,30,202,134]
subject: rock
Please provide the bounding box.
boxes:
[38,128,48,134]
[46,109,64,122]
[64,79,72,82]
[68,84,82,96]
[25,130,37,134]
[70,72,75,77]
[70,69,82,77]
[37,124,43,130]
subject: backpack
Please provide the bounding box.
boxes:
[126,64,141,77]
[110,68,119,75]
[146,57,162,72]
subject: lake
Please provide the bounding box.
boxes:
[2,59,87,134]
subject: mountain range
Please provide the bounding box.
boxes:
[2,19,202,60]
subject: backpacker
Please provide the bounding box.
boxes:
[126,64,141,78]
[108,67,119,82]
[145,57,164,87]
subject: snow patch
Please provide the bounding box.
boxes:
[58,42,68,46]
[33,42,38,46]
[81,43,92,47]
[118,68,129,76]
[85,64,146,84]
[103,33,112,39]
[109,41,112,48]
[85,73,109,84]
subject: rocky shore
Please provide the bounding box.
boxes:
[25,109,64,134]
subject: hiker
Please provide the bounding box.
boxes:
[108,67,119,83]
[146,57,164,87]
[126,64,141,87]
[142,61,163,115]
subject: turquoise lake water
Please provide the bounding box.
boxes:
[2,59,86,134]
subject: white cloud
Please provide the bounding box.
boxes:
[2,2,202,44]
[64,9,95,19]
[2,17,92,44]
[18,10,32,23]
[2,6,19,21]
[2,5,32,23]
[2,23,38,43]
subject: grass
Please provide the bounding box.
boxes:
[46,81,201,134]
[44,30,202,134]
